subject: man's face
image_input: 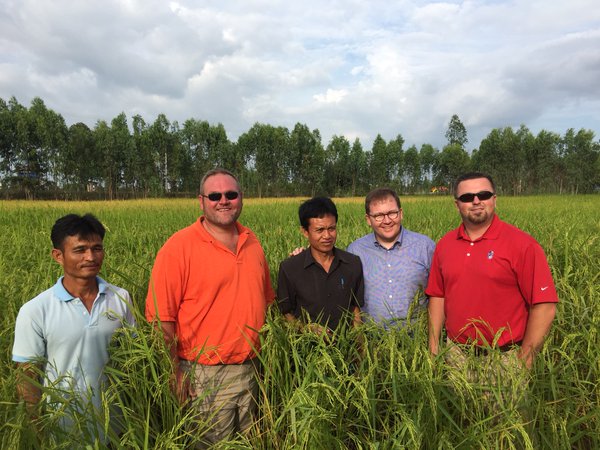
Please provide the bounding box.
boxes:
[455,177,496,226]
[52,234,104,281]
[303,214,337,255]
[199,173,243,227]
[366,196,403,245]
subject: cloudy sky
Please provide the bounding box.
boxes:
[1,0,599,150]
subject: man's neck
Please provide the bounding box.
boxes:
[463,221,492,241]
[310,247,335,273]
[202,218,239,253]
[375,229,401,250]
[62,276,99,312]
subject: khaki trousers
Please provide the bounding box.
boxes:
[444,340,530,414]
[180,359,259,448]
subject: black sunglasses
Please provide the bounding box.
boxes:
[456,191,495,203]
[201,191,240,202]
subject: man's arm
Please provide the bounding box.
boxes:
[428,297,445,355]
[519,302,556,369]
[16,362,41,417]
[157,321,188,403]
[352,306,362,328]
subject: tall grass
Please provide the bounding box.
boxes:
[0,195,598,448]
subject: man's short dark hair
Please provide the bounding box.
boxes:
[299,197,338,230]
[199,168,240,195]
[51,214,106,249]
[453,172,496,196]
[365,188,401,214]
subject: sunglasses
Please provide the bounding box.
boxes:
[201,191,240,202]
[456,191,495,203]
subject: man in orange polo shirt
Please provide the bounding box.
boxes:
[146,168,275,447]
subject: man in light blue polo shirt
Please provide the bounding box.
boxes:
[347,188,435,326]
[12,214,134,429]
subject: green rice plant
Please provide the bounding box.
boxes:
[0,195,598,448]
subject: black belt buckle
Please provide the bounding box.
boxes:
[473,340,522,356]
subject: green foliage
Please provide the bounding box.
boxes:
[445,114,468,149]
[0,196,598,448]
[1,96,599,198]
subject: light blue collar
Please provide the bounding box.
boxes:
[53,276,107,302]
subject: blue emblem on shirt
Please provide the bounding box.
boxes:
[488,250,494,260]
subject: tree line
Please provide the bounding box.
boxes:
[1,97,598,199]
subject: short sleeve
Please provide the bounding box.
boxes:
[145,245,185,323]
[517,242,558,306]
[425,246,444,298]
[12,302,46,363]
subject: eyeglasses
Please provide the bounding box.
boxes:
[368,210,400,223]
[456,191,495,203]
[201,191,240,202]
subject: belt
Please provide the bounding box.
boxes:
[472,340,523,356]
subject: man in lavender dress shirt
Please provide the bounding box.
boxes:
[347,188,435,326]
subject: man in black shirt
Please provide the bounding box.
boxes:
[277,197,364,332]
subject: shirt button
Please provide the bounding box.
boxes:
[389,280,393,283]
[387,264,391,268]
[467,253,471,256]
[389,295,393,299]
[470,242,474,246]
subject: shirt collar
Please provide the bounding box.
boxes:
[371,226,404,249]
[52,276,106,302]
[457,214,501,241]
[302,247,346,269]
[198,216,249,238]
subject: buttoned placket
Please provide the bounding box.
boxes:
[466,241,475,257]
[73,293,102,326]
[380,242,400,303]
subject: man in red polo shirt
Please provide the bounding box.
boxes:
[146,168,275,447]
[426,172,558,370]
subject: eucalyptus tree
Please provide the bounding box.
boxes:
[147,114,182,193]
[562,128,599,194]
[288,123,324,196]
[368,134,388,188]
[445,114,468,148]
[132,114,160,197]
[6,97,67,198]
[387,134,405,189]
[0,97,16,184]
[474,126,526,195]
[324,135,351,195]
[63,122,97,191]
[402,145,421,193]
[237,123,289,197]
[435,144,471,190]
[524,130,560,193]
[419,143,438,187]
[348,138,367,196]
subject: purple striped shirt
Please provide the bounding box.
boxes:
[347,227,435,325]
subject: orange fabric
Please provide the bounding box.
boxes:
[146,217,275,364]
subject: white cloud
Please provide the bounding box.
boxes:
[1,0,599,149]
[313,89,348,104]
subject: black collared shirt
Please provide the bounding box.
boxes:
[277,247,365,330]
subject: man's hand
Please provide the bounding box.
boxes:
[173,365,191,404]
[16,362,42,420]
[157,321,191,404]
[289,247,306,257]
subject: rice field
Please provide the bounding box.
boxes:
[0,195,599,449]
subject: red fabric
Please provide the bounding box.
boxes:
[426,214,558,346]
[146,217,275,364]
